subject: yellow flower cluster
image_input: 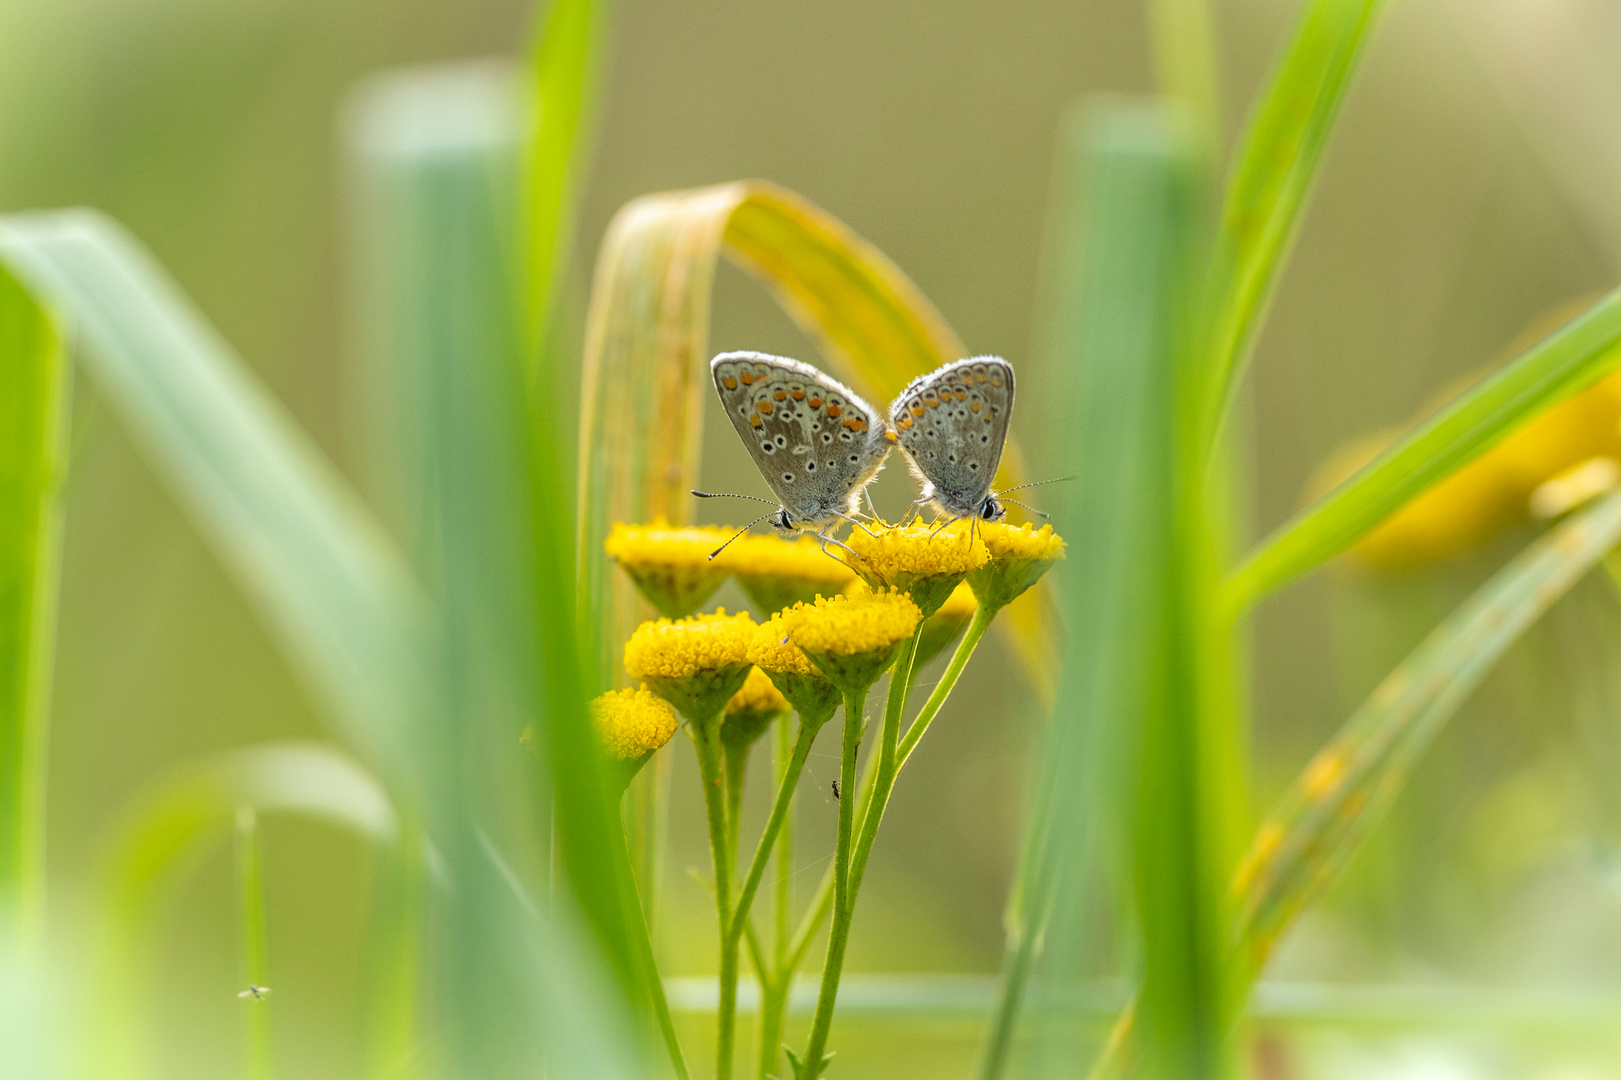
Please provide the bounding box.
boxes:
[934,579,979,621]
[721,534,855,584]
[605,517,735,618]
[590,686,679,761]
[775,590,921,657]
[623,609,757,681]
[749,615,818,676]
[844,519,988,581]
[977,521,1066,563]
[727,666,791,718]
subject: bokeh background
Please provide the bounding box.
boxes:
[7,0,1621,1076]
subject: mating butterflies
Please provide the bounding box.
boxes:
[709,351,1017,537]
[710,351,893,539]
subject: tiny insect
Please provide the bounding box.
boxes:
[238,985,271,1000]
[831,779,840,800]
[697,351,892,560]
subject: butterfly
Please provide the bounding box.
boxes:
[703,351,893,550]
[889,356,1017,523]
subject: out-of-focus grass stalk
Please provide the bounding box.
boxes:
[1148,0,1221,147]
[1204,0,1388,433]
[0,264,67,945]
[235,808,273,1080]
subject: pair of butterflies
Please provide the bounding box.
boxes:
[707,350,1017,542]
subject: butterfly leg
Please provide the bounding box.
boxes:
[899,498,929,527]
[836,510,880,538]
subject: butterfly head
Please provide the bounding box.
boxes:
[768,507,795,534]
[978,495,1007,523]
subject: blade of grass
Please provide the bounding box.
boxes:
[345,60,650,1076]
[1204,0,1387,429]
[1235,484,1621,965]
[576,181,1056,696]
[0,262,68,943]
[1015,104,1243,1080]
[1226,286,1621,608]
[522,0,607,358]
[1147,0,1222,145]
[0,212,431,791]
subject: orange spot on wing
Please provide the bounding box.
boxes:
[825,404,842,419]
[884,430,898,444]
[791,390,806,400]
[909,405,925,417]
[757,401,774,415]
[808,396,823,408]
[843,418,865,432]
[970,401,983,412]
[926,398,940,409]
[723,376,738,390]
[741,372,755,385]
[774,390,788,401]
[750,413,762,429]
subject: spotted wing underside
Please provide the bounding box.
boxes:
[712,351,890,528]
[889,356,1014,513]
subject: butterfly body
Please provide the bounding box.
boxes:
[711,351,892,535]
[889,356,1014,522]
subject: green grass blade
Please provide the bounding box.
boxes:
[234,808,273,1080]
[1147,0,1222,145]
[346,62,648,1076]
[0,263,68,940]
[1021,103,1241,1080]
[1236,485,1621,963]
[0,212,430,787]
[522,0,606,356]
[1227,286,1621,607]
[1205,0,1387,426]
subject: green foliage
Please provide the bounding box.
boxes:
[1227,285,1621,607]
[0,262,66,937]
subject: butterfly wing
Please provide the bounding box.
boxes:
[889,356,1014,517]
[712,351,891,530]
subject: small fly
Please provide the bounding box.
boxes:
[831,779,840,800]
[238,985,272,1000]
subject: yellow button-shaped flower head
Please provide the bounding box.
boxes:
[914,580,978,668]
[605,517,736,618]
[624,608,758,726]
[716,533,857,614]
[774,590,922,695]
[844,519,989,618]
[967,521,1066,614]
[590,686,680,789]
[748,617,841,725]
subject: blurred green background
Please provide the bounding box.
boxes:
[8,0,1621,1076]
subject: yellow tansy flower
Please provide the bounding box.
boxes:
[726,667,791,727]
[915,580,978,667]
[968,521,1066,614]
[845,520,988,617]
[749,617,841,722]
[590,686,680,789]
[718,533,857,614]
[774,590,921,693]
[624,608,757,723]
[605,517,735,618]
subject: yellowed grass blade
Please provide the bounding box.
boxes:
[577,180,1054,692]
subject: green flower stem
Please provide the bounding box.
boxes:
[692,716,738,1080]
[616,812,691,1080]
[727,719,818,944]
[760,715,795,1080]
[724,742,749,871]
[897,605,994,770]
[794,682,870,1077]
[756,977,790,1080]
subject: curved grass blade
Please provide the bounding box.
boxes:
[0,212,430,787]
[1205,0,1388,428]
[0,263,68,940]
[1227,285,1621,608]
[1235,483,1621,965]
[576,180,1055,693]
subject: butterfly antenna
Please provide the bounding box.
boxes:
[995,474,1078,496]
[692,489,779,506]
[708,513,774,561]
[999,498,1051,520]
